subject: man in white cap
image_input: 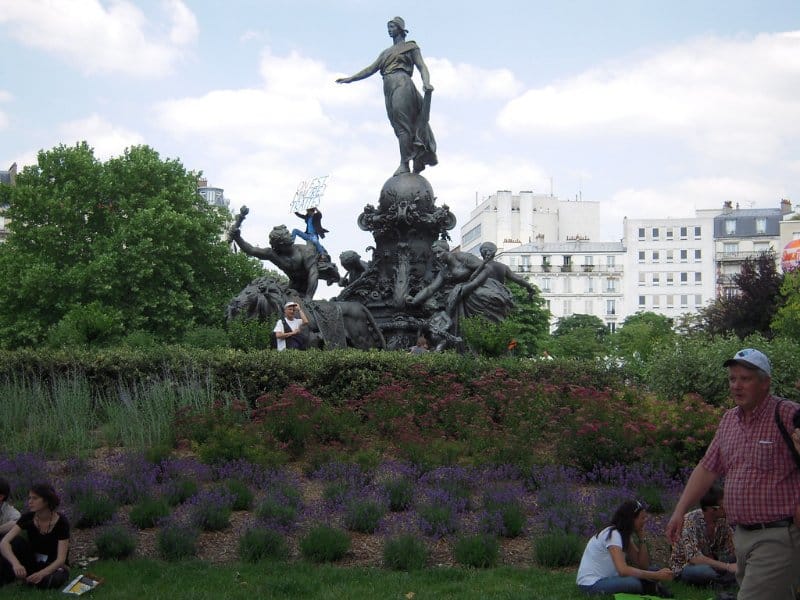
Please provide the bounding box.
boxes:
[273,301,309,351]
[666,348,800,600]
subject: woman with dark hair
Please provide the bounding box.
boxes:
[576,500,673,596]
[0,483,70,589]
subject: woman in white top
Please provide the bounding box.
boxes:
[576,500,673,596]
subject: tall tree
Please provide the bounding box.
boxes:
[548,313,609,359]
[0,143,263,347]
[504,283,551,356]
[699,251,783,339]
[612,311,675,363]
[771,268,800,340]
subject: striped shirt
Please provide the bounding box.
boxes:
[700,394,800,526]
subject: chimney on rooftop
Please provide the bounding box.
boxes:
[780,198,792,215]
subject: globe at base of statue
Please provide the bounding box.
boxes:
[378,173,435,213]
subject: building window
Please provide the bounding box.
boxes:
[509,257,517,267]
[586,277,594,293]
[638,251,645,263]
[680,295,688,308]
[541,278,551,292]
[666,295,674,308]
[755,217,767,234]
[666,228,673,240]
[638,227,645,240]
[680,272,688,284]
[652,273,660,286]
[680,249,688,262]
[638,273,646,286]
[652,227,659,239]
[606,279,616,292]
[694,249,701,262]
[723,242,739,254]
[754,242,770,253]
[666,250,674,263]
[606,256,616,267]
[652,295,660,308]
[542,255,551,272]
[724,219,736,235]
[694,294,703,306]
[563,277,572,293]
[694,226,702,238]
[666,272,674,285]
[652,250,660,262]
[607,322,616,334]
[606,299,616,315]
[563,300,572,316]
[462,224,482,246]
[695,272,702,283]
[638,295,646,307]
[584,300,593,314]
[680,226,688,239]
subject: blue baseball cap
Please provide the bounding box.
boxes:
[723,348,771,376]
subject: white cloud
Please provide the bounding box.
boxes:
[59,115,145,159]
[600,177,778,239]
[0,90,10,129]
[497,31,800,162]
[427,57,524,100]
[0,0,198,77]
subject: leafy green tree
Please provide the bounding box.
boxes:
[502,283,551,356]
[699,252,783,339]
[548,313,608,360]
[461,316,521,357]
[0,142,264,348]
[612,311,675,363]
[771,268,800,340]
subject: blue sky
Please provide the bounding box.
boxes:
[2,0,799,296]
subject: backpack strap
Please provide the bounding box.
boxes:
[281,316,293,334]
[774,399,800,470]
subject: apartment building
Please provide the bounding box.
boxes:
[497,240,626,331]
[460,190,599,255]
[623,213,718,318]
[714,200,790,296]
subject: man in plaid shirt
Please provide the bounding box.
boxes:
[666,349,800,600]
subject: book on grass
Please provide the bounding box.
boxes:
[62,573,104,595]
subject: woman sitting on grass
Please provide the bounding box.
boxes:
[0,483,70,589]
[576,499,673,596]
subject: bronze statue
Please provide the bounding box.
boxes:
[336,16,437,177]
[230,222,339,299]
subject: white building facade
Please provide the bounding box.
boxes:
[496,241,626,332]
[460,190,600,255]
[623,213,718,319]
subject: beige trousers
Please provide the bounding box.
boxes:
[734,523,800,600]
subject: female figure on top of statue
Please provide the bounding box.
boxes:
[336,16,438,177]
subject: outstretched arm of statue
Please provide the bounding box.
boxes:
[336,54,382,84]
[232,234,274,261]
[407,271,444,307]
[506,270,537,299]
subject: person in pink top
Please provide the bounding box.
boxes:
[666,348,800,600]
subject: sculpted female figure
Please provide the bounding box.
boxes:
[446,241,537,321]
[336,16,438,176]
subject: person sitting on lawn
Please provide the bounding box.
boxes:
[0,482,70,589]
[0,478,21,536]
[577,499,673,596]
[669,485,737,588]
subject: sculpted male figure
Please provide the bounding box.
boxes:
[665,349,800,600]
[231,225,324,299]
[338,250,369,287]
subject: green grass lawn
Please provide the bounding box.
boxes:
[1,561,720,600]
